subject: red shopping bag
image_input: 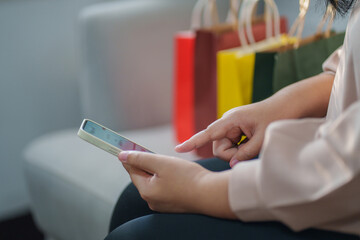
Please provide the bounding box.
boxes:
[174,31,196,143]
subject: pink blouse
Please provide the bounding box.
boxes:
[229,2,360,236]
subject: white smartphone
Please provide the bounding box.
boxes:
[78,119,153,156]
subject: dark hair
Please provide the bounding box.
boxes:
[326,0,356,16]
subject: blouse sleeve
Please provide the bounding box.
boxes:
[322,46,343,75]
[228,100,360,232]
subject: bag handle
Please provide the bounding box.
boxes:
[288,0,335,48]
[238,0,281,47]
[316,4,335,37]
[191,0,219,29]
[226,0,243,25]
[191,0,245,29]
[288,0,310,45]
[255,0,280,43]
[203,0,220,27]
[191,0,206,29]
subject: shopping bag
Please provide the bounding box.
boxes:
[272,2,345,93]
[174,31,195,143]
[217,35,293,118]
[217,51,255,118]
[193,26,240,157]
[251,51,277,102]
[194,26,241,133]
[195,17,288,126]
[251,35,299,103]
[216,0,289,118]
[272,32,345,93]
[194,19,287,158]
[194,0,288,157]
[173,0,220,144]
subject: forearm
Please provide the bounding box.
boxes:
[266,73,335,120]
[229,102,360,231]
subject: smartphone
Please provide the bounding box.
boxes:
[78,119,153,156]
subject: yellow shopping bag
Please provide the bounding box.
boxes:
[217,52,255,118]
[217,34,295,118]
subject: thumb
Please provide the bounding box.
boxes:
[119,151,163,174]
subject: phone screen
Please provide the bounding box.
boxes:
[83,120,152,152]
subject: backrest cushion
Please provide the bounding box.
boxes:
[79,0,196,131]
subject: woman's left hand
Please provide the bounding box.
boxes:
[119,151,236,219]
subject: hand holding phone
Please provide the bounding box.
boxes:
[78,119,153,156]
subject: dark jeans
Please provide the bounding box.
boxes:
[106,158,359,240]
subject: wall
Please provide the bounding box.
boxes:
[0,0,104,220]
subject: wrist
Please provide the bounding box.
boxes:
[194,170,237,219]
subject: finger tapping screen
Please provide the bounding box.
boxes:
[83,120,152,152]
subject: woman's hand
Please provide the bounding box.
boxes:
[176,73,335,166]
[119,151,236,219]
[176,101,278,167]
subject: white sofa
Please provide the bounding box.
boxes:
[23,1,207,239]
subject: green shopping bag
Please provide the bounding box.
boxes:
[266,1,346,94]
[252,51,277,102]
[251,36,298,103]
[272,32,345,93]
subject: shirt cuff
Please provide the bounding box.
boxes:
[229,159,274,221]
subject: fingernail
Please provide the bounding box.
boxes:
[176,141,185,148]
[175,142,186,151]
[229,158,240,168]
[175,143,182,149]
[118,151,130,162]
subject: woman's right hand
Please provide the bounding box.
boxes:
[176,100,282,167]
[176,73,335,167]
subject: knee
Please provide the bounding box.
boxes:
[109,183,138,232]
[106,215,158,240]
[109,183,153,232]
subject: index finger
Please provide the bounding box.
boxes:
[175,130,211,153]
[175,119,231,153]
